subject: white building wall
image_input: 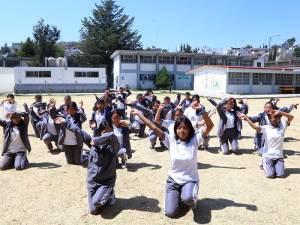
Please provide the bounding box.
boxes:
[140,64,156,72]
[0,68,15,94]
[177,65,192,72]
[14,67,106,84]
[113,56,120,88]
[193,68,227,95]
[119,72,137,89]
[121,63,137,71]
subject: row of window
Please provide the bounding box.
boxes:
[228,72,300,85]
[25,71,99,78]
[139,74,175,81]
[120,55,254,66]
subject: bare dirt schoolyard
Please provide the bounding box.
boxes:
[0,93,299,225]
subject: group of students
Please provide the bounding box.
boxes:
[0,89,297,218]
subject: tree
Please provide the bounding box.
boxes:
[244,44,253,49]
[180,43,193,53]
[283,37,296,48]
[80,0,142,87]
[18,38,35,57]
[294,47,300,57]
[32,19,61,65]
[0,43,10,55]
[155,67,171,89]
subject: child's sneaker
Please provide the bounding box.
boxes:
[109,193,117,205]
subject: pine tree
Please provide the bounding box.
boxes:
[18,38,35,57]
[155,66,171,89]
[80,0,142,87]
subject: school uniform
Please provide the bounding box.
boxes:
[162,130,204,218]
[260,120,288,178]
[128,102,153,137]
[113,124,133,159]
[28,102,47,138]
[179,99,192,111]
[116,91,131,119]
[249,112,270,153]
[0,112,31,170]
[57,111,91,165]
[216,99,241,154]
[90,108,111,135]
[1,101,17,116]
[87,132,120,214]
[37,109,61,151]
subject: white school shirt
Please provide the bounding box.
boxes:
[113,125,123,146]
[184,107,203,130]
[225,112,235,129]
[1,102,17,115]
[47,117,58,136]
[163,130,204,185]
[116,94,125,109]
[63,129,77,145]
[260,120,288,159]
[95,111,106,127]
[7,127,26,153]
[162,119,175,135]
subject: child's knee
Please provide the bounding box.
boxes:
[164,208,178,218]
[181,195,194,206]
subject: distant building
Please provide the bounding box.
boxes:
[111,50,262,90]
[188,65,300,95]
[0,57,32,67]
[0,67,106,94]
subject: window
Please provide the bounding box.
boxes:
[240,60,253,66]
[140,74,156,81]
[295,74,300,86]
[252,73,272,85]
[159,56,174,64]
[26,71,51,78]
[210,58,223,65]
[176,57,191,65]
[140,55,156,64]
[274,74,293,85]
[228,72,250,85]
[224,58,238,66]
[121,55,137,63]
[74,71,99,78]
[193,57,208,66]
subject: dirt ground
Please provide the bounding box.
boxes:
[0,93,299,225]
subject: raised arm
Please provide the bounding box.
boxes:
[238,113,261,132]
[276,110,294,124]
[201,112,214,137]
[131,109,164,140]
[154,104,165,124]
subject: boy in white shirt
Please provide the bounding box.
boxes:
[0,94,17,117]
[238,110,294,178]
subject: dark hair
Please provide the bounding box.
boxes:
[97,120,113,134]
[164,96,171,101]
[64,95,71,101]
[111,109,122,118]
[7,94,14,99]
[35,95,42,102]
[265,101,274,108]
[185,92,191,96]
[67,101,78,111]
[137,94,143,99]
[172,108,184,119]
[173,116,195,142]
[93,99,105,111]
[192,94,200,103]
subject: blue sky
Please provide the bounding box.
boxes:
[1,0,299,51]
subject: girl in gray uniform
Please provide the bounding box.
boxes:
[0,112,31,170]
[131,108,214,218]
[87,121,120,215]
[238,110,294,178]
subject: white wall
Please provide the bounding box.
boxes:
[193,68,227,95]
[14,67,106,85]
[177,65,192,72]
[0,68,15,94]
[121,63,137,71]
[119,72,137,89]
[140,64,156,72]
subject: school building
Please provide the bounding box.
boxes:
[187,65,300,95]
[110,50,262,90]
[0,67,106,94]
